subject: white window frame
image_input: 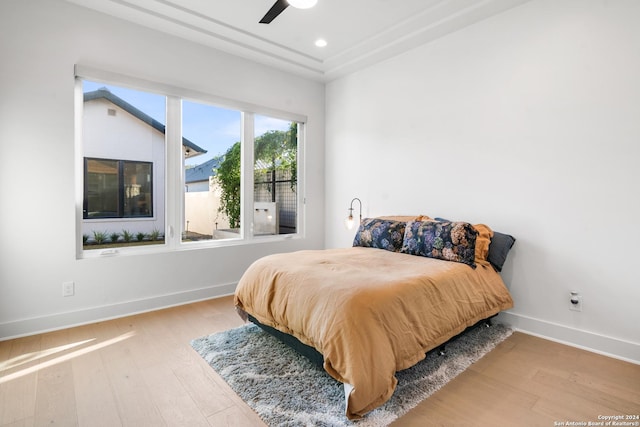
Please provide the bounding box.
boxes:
[74,65,306,259]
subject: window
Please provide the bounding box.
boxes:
[84,158,153,218]
[181,108,299,242]
[76,71,305,256]
[80,79,166,250]
[182,100,241,243]
[253,116,298,236]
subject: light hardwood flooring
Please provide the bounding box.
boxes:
[1,296,638,426]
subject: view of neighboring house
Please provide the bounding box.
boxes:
[82,88,206,241]
[185,157,220,192]
[83,88,296,243]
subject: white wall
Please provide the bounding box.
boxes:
[326,0,640,362]
[0,0,325,338]
[185,188,229,236]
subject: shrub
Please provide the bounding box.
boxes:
[150,228,161,241]
[93,230,108,244]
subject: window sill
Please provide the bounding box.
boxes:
[77,233,302,260]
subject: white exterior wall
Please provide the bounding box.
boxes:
[185,181,209,192]
[184,181,230,236]
[82,98,166,238]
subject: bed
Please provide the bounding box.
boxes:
[234,217,515,419]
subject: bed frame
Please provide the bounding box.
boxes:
[248,313,496,369]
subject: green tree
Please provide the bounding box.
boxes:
[255,123,297,189]
[214,123,297,229]
[255,122,297,172]
[215,142,241,228]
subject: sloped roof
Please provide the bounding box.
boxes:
[185,157,221,184]
[84,89,206,158]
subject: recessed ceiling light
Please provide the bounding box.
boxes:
[287,0,318,9]
[315,39,327,47]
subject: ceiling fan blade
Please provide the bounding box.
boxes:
[259,0,289,24]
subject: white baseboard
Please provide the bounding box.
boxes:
[0,282,237,341]
[497,311,640,365]
[4,297,638,365]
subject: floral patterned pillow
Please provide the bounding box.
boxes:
[353,218,407,252]
[400,221,478,267]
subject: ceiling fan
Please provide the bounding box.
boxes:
[259,0,318,24]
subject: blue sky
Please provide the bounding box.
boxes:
[83,80,291,167]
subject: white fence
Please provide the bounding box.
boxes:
[184,187,230,237]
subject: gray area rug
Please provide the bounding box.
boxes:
[191,322,512,426]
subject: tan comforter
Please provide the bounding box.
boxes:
[234,247,514,419]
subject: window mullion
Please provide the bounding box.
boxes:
[241,112,255,240]
[296,123,305,238]
[117,161,124,217]
[165,96,183,249]
[75,78,84,258]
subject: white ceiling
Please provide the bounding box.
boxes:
[66,0,531,81]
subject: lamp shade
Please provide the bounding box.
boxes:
[345,197,362,230]
[345,216,355,230]
[287,0,317,9]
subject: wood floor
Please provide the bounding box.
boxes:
[1,296,638,426]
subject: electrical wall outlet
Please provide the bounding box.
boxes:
[569,291,582,312]
[62,281,75,297]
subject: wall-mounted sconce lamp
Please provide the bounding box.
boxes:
[345,197,362,230]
